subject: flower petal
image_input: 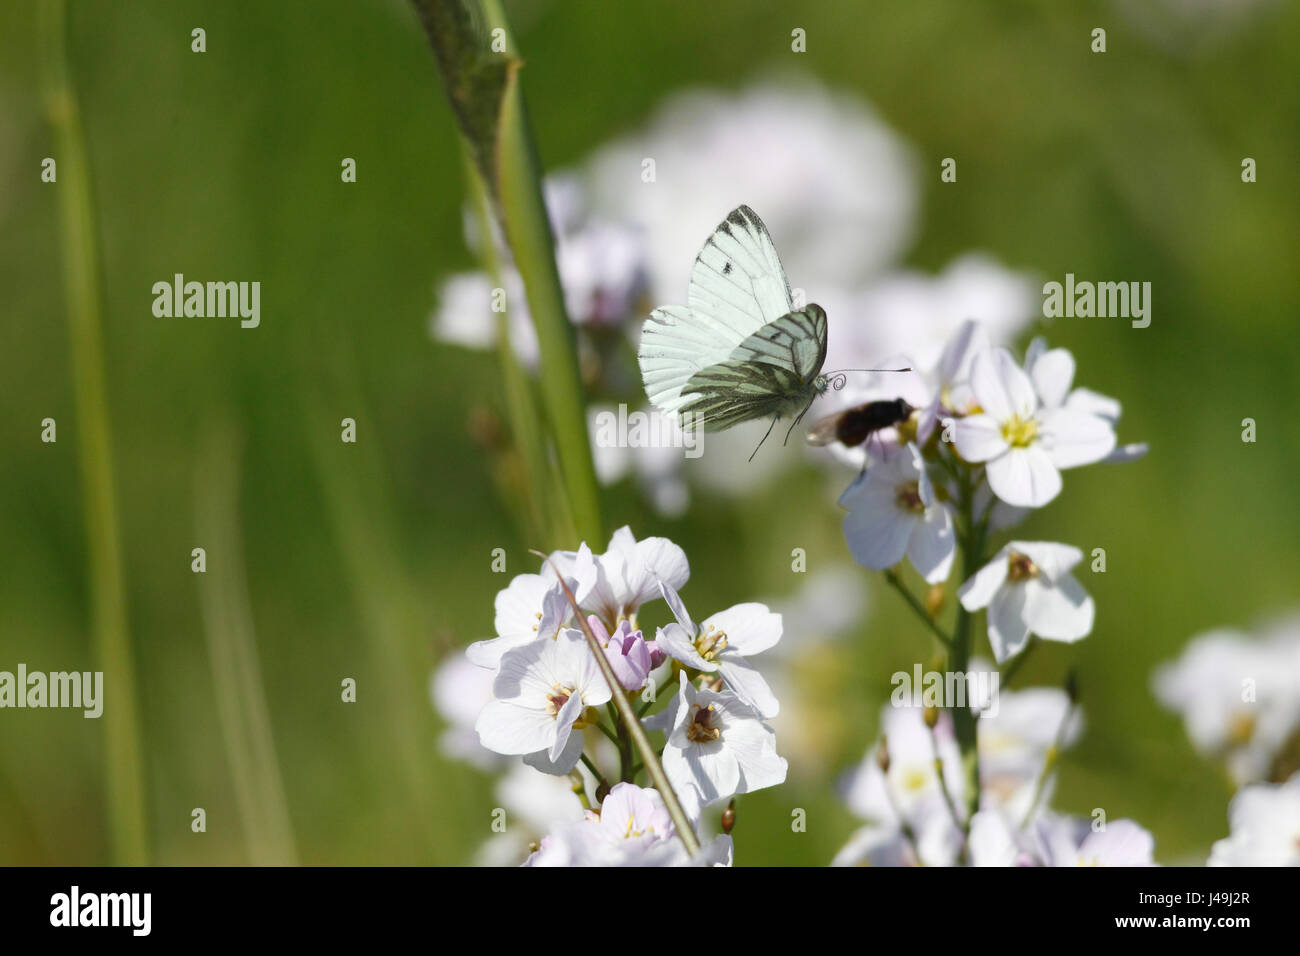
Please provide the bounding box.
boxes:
[986,446,1062,508]
[953,414,1009,463]
[1038,407,1116,469]
[987,584,1031,662]
[718,657,780,718]
[704,603,783,656]
[1022,575,1094,643]
[908,503,956,584]
[1028,347,1075,409]
[958,550,1011,611]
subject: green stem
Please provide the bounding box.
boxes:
[949,470,982,830]
[579,753,609,796]
[883,569,952,649]
[480,0,602,547]
[1019,698,1077,829]
[40,0,149,865]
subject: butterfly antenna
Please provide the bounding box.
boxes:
[749,416,779,462]
[825,367,912,375]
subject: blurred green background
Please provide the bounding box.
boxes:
[1,0,1297,865]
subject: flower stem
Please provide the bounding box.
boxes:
[948,470,983,830]
[541,554,700,855]
[883,568,952,648]
[579,753,609,797]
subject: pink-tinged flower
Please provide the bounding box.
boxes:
[525,782,734,867]
[475,630,611,775]
[1029,814,1157,867]
[953,348,1116,507]
[957,542,1095,663]
[588,615,665,691]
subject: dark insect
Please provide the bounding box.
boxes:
[805,397,915,449]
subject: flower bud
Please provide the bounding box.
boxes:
[924,584,945,618]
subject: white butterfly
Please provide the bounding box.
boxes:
[637,205,836,456]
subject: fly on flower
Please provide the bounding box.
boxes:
[805,397,915,451]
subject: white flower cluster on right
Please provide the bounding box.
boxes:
[837,319,1146,663]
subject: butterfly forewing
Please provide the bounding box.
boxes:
[689,206,794,338]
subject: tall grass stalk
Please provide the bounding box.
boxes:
[195,425,298,865]
[39,0,148,865]
[413,0,603,548]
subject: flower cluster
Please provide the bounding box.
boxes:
[435,527,788,865]
[823,320,1151,865]
[833,684,1155,866]
[837,320,1144,663]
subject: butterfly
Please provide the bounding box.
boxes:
[638,205,905,459]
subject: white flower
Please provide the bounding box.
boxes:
[978,685,1083,821]
[572,526,689,627]
[1030,813,1157,866]
[839,443,956,583]
[967,810,1031,867]
[1153,618,1300,786]
[655,582,783,718]
[958,542,1095,663]
[646,678,787,819]
[1024,337,1148,466]
[954,348,1116,507]
[1208,771,1300,866]
[840,705,964,866]
[523,782,733,867]
[475,630,611,775]
[466,569,573,670]
[831,825,921,867]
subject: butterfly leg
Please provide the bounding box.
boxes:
[782,400,814,446]
[749,415,779,462]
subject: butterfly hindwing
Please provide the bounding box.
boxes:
[723,305,827,385]
[678,306,828,431]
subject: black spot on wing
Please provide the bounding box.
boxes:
[723,262,732,275]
